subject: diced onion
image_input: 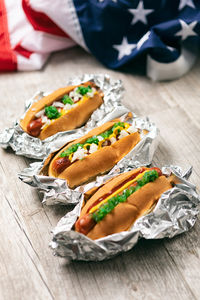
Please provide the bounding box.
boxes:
[87,92,94,97]
[87,87,96,97]
[118,130,129,140]
[41,119,51,129]
[64,104,72,111]
[110,137,116,144]
[97,135,104,141]
[89,143,98,154]
[53,101,64,108]
[69,91,75,98]
[41,116,48,123]
[71,147,87,162]
[74,96,80,101]
[127,126,137,134]
[35,109,45,118]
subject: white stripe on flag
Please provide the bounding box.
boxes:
[16,52,49,71]
[20,31,75,53]
[147,47,197,81]
[29,0,88,50]
[4,0,76,70]
[5,0,33,48]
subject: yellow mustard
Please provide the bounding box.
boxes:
[89,170,148,214]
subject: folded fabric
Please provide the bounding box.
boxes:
[0,0,200,80]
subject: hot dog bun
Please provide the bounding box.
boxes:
[87,176,172,239]
[20,82,103,140]
[48,116,142,188]
[75,168,179,240]
[79,168,148,217]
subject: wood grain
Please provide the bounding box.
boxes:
[0,46,199,300]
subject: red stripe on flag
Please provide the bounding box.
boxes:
[0,0,17,71]
[14,42,33,59]
[22,0,70,38]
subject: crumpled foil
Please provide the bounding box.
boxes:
[18,113,159,205]
[0,74,127,159]
[50,166,200,261]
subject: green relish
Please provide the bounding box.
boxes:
[59,122,126,158]
[92,170,159,223]
[76,85,92,95]
[62,95,74,105]
[45,106,61,119]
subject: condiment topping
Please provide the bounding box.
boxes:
[53,122,137,174]
[75,169,161,235]
[86,167,147,213]
[59,122,129,159]
[76,85,93,96]
[62,95,74,105]
[27,84,97,137]
[51,122,139,174]
[45,106,61,119]
[92,169,159,222]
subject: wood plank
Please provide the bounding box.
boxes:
[0,175,53,300]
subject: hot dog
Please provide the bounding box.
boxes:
[75,167,179,240]
[20,81,104,140]
[46,115,144,188]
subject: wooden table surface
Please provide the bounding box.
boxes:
[0,46,200,300]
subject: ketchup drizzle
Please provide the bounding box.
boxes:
[86,167,148,213]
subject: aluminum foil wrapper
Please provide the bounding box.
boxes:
[0,74,127,159]
[50,166,200,261]
[18,113,159,205]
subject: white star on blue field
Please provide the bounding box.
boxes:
[73,0,200,68]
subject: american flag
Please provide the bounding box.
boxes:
[1,0,200,80]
